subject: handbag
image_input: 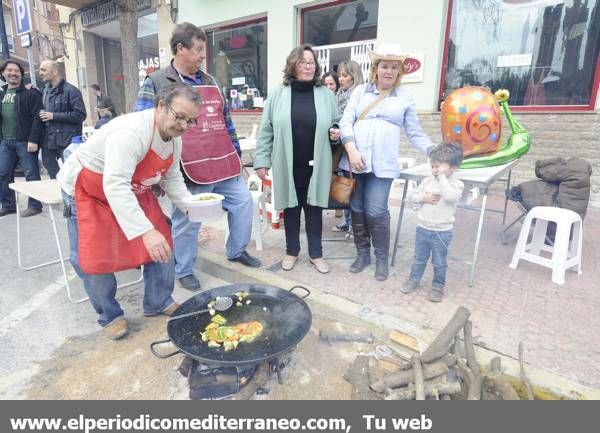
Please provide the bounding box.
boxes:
[329,169,355,206]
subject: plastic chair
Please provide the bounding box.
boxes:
[509,206,583,285]
[224,174,266,251]
[247,174,267,251]
[239,124,259,176]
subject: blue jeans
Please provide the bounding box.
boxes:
[63,192,176,327]
[171,175,252,279]
[350,172,393,218]
[0,139,42,210]
[42,146,64,180]
[409,226,453,288]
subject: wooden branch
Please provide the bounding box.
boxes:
[413,356,425,400]
[421,306,470,363]
[385,376,462,400]
[454,338,480,400]
[463,321,483,399]
[484,356,520,400]
[231,363,270,400]
[392,353,457,371]
[519,342,534,400]
[370,359,451,393]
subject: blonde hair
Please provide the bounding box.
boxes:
[369,59,404,88]
[337,60,364,89]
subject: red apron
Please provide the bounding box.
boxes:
[180,85,241,184]
[74,148,174,275]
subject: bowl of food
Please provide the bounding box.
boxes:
[184,193,225,223]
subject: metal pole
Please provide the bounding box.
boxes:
[0,1,10,60]
[26,44,36,88]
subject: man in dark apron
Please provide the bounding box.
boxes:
[135,23,260,292]
[58,84,201,340]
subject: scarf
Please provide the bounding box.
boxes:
[336,87,354,113]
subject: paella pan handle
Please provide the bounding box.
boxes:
[150,339,182,359]
[289,285,310,299]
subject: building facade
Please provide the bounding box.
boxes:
[2,0,66,83]
[52,0,175,122]
[180,0,600,206]
[46,0,600,204]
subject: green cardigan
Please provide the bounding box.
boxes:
[254,84,340,209]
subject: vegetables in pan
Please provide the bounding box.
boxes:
[200,314,264,351]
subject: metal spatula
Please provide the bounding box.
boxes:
[167,296,233,322]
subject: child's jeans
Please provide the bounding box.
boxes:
[408,226,453,289]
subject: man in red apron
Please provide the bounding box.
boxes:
[58,84,201,340]
[135,23,261,292]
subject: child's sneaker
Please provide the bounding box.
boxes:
[400,280,420,294]
[428,286,444,302]
[332,223,350,232]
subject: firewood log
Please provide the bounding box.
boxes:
[421,306,470,363]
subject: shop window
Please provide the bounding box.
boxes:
[207,19,268,111]
[302,0,378,47]
[93,12,159,116]
[138,13,160,87]
[442,0,600,109]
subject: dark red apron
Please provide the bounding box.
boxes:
[75,147,174,275]
[180,85,241,184]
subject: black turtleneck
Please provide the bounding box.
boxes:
[290,79,317,187]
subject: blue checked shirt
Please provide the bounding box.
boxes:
[339,83,432,178]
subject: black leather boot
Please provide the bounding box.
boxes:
[349,211,371,273]
[367,212,390,281]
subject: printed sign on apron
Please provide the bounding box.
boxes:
[180,85,241,184]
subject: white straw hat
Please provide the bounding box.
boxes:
[368,43,407,63]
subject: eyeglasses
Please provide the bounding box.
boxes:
[165,101,198,128]
[298,60,316,68]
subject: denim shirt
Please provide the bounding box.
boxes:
[339,83,432,178]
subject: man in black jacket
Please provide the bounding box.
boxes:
[0,60,44,217]
[38,60,86,179]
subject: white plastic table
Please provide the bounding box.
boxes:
[9,180,142,303]
[390,159,520,286]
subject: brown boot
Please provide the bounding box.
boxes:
[103,317,128,340]
[161,302,180,317]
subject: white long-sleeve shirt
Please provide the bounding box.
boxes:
[58,109,191,240]
[410,173,464,231]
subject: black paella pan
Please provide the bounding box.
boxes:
[150,284,312,366]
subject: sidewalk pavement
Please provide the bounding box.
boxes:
[198,180,600,390]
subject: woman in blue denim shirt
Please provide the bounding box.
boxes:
[339,43,433,281]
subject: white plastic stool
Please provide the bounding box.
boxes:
[509,206,583,285]
[225,175,266,251]
[248,174,267,251]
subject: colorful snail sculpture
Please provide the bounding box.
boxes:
[441,86,531,169]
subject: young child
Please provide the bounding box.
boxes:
[401,143,464,302]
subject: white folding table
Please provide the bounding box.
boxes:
[9,180,143,303]
[390,159,520,286]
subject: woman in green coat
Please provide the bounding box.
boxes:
[254,44,340,274]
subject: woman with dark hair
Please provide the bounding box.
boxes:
[322,71,340,93]
[254,44,340,274]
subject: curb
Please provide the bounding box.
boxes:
[197,249,600,400]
